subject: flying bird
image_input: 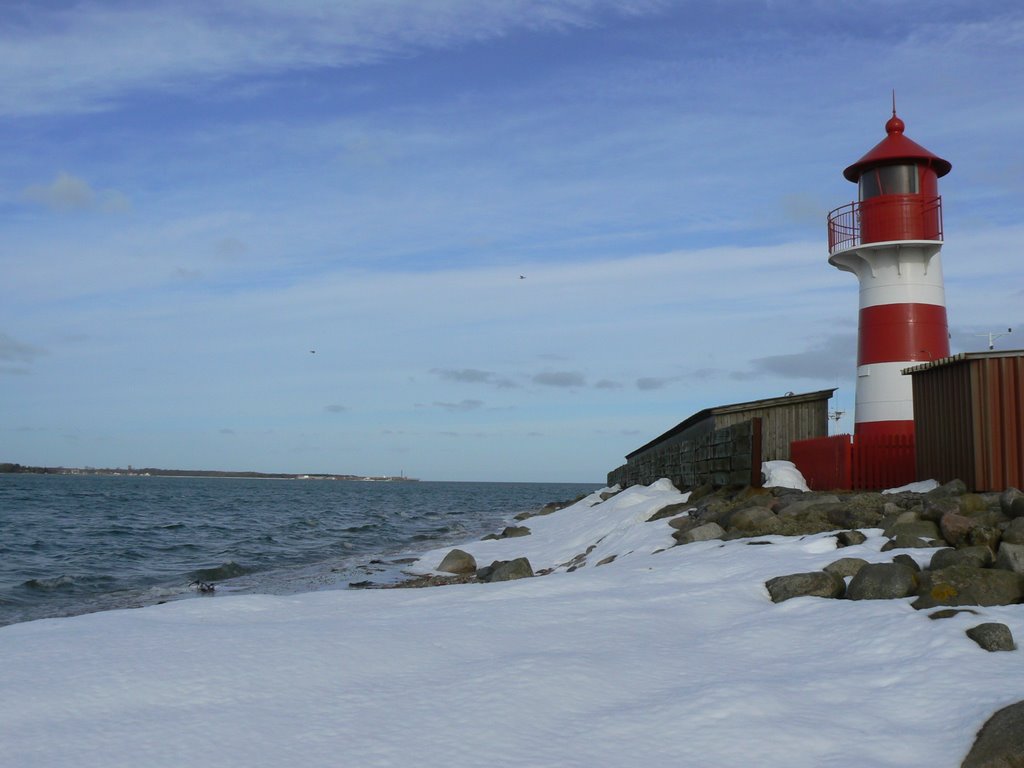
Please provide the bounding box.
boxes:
[519,275,526,279]
[310,350,316,354]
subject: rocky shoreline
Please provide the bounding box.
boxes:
[387,476,1024,766]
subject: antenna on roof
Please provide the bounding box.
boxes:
[892,89,897,117]
[976,328,1013,350]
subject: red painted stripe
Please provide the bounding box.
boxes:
[854,419,915,438]
[858,303,950,365]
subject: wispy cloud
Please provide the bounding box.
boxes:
[431,368,518,388]
[746,334,857,380]
[533,371,585,388]
[432,399,484,412]
[21,172,129,213]
[324,405,348,413]
[0,1,667,117]
[636,376,676,391]
[0,333,45,371]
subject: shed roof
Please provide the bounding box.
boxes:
[902,349,1024,375]
[625,388,836,460]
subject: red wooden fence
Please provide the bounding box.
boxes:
[852,433,916,491]
[790,434,853,491]
[791,433,916,491]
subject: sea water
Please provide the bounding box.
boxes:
[0,474,600,626]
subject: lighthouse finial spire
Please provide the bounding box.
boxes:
[892,89,896,117]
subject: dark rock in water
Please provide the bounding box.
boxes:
[437,548,477,575]
[478,557,534,583]
[835,530,867,548]
[962,699,1024,767]
[499,525,531,539]
[965,623,1016,652]
[912,565,1023,610]
[824,557,869,578]
[765,571,845,603]
[845,562,918,600]
[348,580,375,589]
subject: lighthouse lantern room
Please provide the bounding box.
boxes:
[827,105,952,439]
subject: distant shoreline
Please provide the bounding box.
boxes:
[0,463,418,482]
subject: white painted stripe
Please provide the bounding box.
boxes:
[829,242,947,309]
[854,361,915,424]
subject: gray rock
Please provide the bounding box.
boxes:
[776,495,840,518]
[1012,497,1024,520]
[826,499,884,529]
[647,502,694,522]
[881,533,941,551]
[962,699,1024,767]
[824,557,869,578]
[835,530,868,547]
[912,565,1024,610]
[437,548,477,575]
[928,608,980,620]
[941,512,979,548]
[478,557,534,582]
[999,488,1023,517]
[885,519,941,540]
[892,554,922,572]
[765,571,845,603]
[846,562,918,600]
[930,546,994,571]
[722,506,781,535]
[928,478,968,497]
[674,522,725,545]
[921,496,961,523]
[959,493,991,516]
[995,542,1024,575]
[1001,518,1024,546]
[499,525,531,538]
[966,623,1016,652]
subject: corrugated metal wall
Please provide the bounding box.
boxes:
[972,355,1023,490]
[911,353,1024,491]
[912,359,975,487]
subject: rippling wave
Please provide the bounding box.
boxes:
[0,475,599,626]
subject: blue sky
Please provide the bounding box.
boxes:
[2,1,1022,482]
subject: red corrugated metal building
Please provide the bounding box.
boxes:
[904,350,1024,491]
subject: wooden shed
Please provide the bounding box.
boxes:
[904,350,1024,491]
[625,388,835,464]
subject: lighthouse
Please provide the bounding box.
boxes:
[827,106,952,438]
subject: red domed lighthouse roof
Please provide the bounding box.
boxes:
[843,111,951,182]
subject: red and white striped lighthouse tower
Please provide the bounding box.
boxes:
[827,105,952,438]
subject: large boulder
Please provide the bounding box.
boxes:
[885,519,941,541]
[962,700,1024,767]
[846,562,918,600]
[912,565,1023,610]
[922,496,962,523]
[721,506,781,535]
[437,548,477,575]
[765,571,845,603]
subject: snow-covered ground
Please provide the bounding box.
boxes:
[2,472,1021,767]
